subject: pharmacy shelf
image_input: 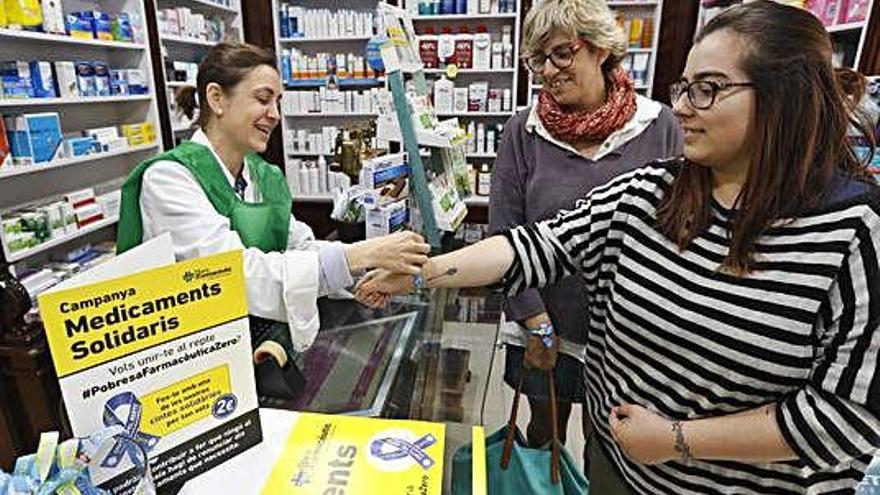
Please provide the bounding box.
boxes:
[0,28,147,50]
[4,216,119,263]
[628,47,653,53]
[0,144,160,180]
[165,81,195,88]
[285,78,385,89]
[285,112,378,118]
[162,34,220,47]
[179,0,238,14]
[411,13,518,21]
[422,68,516,74]
[467,152,497,159]
[0,94,153,108]
[827,21,867,34]
[279,36,374,43]
[436,111,513,117]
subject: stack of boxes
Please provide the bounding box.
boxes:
[1,115,156,167]
[1,186,122,255]
[157,7,227,42]
[0,59,148,101]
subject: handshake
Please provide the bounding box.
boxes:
[345,230,430,308]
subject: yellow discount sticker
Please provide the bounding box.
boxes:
[139,365,232,438]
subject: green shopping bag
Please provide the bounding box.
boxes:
[451,365,589,494]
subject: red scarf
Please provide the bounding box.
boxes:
[537,66,637,144]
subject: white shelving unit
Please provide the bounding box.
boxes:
[155,0,243,143]
[0,0,163,267]
[527,0,665,104]
[273,0,385,180]
[401,1,522,170]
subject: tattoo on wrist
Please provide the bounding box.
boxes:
[427,267,458,282]
[672,421,694,463]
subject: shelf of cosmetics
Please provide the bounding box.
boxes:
[402,0,517,16]
[278,5,377,40]
[279,48,383,87]
[280,80,513,117]
[1,184,120,259]
[0,2,144,43]
[0,59,149,101]
[808,0,871,28]
[612,11,656,51]
[416,24,515,71]
[284,125,382,158]
[157,6,234,45]
[0,112,156,168]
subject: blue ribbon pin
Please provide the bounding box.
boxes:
[101,392,160,468]
[369,434,436,470]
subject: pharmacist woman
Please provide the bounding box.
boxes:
[116,42,429,353]
[358,2,880,493]
[490,0,682,450]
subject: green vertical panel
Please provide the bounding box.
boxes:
[387,70,441,251]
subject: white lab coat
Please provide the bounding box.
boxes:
[139,129,341,351]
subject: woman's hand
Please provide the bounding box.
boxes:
[609,404,677,465]
[355,269,415,302]
[345,231,431,275]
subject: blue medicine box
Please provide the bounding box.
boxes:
[0,61,34,99]
[29,61,57,98]
[24,113,64,164]
[75,61,96,97]
[93,62,111,97]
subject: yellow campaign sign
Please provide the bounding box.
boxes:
[38,250,247,377]
[138,365,231,438]
[262,413,445,495]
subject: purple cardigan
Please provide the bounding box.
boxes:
[489,103,683,350]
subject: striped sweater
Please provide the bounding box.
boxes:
[501,160,880,494]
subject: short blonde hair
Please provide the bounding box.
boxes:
[522,0,628,69]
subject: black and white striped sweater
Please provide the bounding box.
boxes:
[501,159,880,494]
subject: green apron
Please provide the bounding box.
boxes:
[117,140,292,254]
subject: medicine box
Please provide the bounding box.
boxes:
[54,62,79,98]
[29,61,57,98]
[0,61,34,99]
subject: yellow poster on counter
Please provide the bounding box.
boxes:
[38,247,262,494]
[262,413,446,495]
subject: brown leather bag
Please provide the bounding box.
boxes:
[500,353,561,485]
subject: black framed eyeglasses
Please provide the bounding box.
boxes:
[669,80,755,110]
[522,39,588,74]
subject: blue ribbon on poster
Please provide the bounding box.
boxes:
[101,392,161,468]
[370,434,436,470]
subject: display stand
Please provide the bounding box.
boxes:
[0,0,163,270]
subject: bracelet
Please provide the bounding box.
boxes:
[412,274,424,292]
[671,420,693,463]
[528,321,554,349]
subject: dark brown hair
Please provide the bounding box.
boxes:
[176,42,277,128]
[656,0,876,274]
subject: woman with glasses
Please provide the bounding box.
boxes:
[359,1,880,493]
[488,0,682,453]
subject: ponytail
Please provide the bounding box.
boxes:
[175,85,199,121]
